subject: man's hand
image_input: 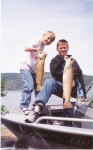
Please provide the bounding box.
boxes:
[64,56,74,67]
[39,51,47,59]
[79,96,86,102]
[63,101,73,108]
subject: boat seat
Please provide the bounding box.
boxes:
[42,105,66,125]
[42,106,53,124]
[73,105,93,129]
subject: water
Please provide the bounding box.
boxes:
[1,86,93,113]
[1,91,63,113]
[1,91,63,149]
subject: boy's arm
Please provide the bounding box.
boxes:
[25,47,41,52]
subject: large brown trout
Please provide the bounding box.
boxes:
[36,51,47,91]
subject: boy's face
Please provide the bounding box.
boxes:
[42,34,54,45]
[57,42,69,57]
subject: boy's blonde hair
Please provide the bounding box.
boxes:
[43,31,56,42]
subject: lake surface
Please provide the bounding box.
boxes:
[1,87,93,113]
[1,91,63,149]
[1,91,63,113]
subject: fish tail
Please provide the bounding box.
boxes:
[36,85,42,91]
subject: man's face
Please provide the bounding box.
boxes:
[57,42,69,56]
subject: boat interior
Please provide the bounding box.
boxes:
[1,81,93,149]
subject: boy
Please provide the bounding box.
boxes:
[20,31,56,115]
[25,39,86,123]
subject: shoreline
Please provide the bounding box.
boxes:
[1,125,17,148]
[1,91,63,149]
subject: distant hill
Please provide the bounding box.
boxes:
[1,73,23,91]
[1,73,93,91]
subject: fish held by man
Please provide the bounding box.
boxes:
[63,57,74,108]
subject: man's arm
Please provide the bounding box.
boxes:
[75,61,86,100]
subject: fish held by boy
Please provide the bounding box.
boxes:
[36,51,47,91]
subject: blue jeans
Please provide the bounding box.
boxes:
[20,69,38,108]
[34,78,63,106]
[34,78,79,105]
[34,78,82,125]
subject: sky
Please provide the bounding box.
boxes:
[1,0,93,75]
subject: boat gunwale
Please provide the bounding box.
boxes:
[1,114,93,137]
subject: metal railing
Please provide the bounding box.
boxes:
[35,116,93,124]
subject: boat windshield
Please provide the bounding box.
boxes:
[86,81,93,108]
[89,100,93,109]
[86,81,93,100]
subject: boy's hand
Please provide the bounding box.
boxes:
[39,51,47,59]
[37,48,43,54]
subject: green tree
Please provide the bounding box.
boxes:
[1,77,9,114]
[1,104,9,114]
[1,77,7,96]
